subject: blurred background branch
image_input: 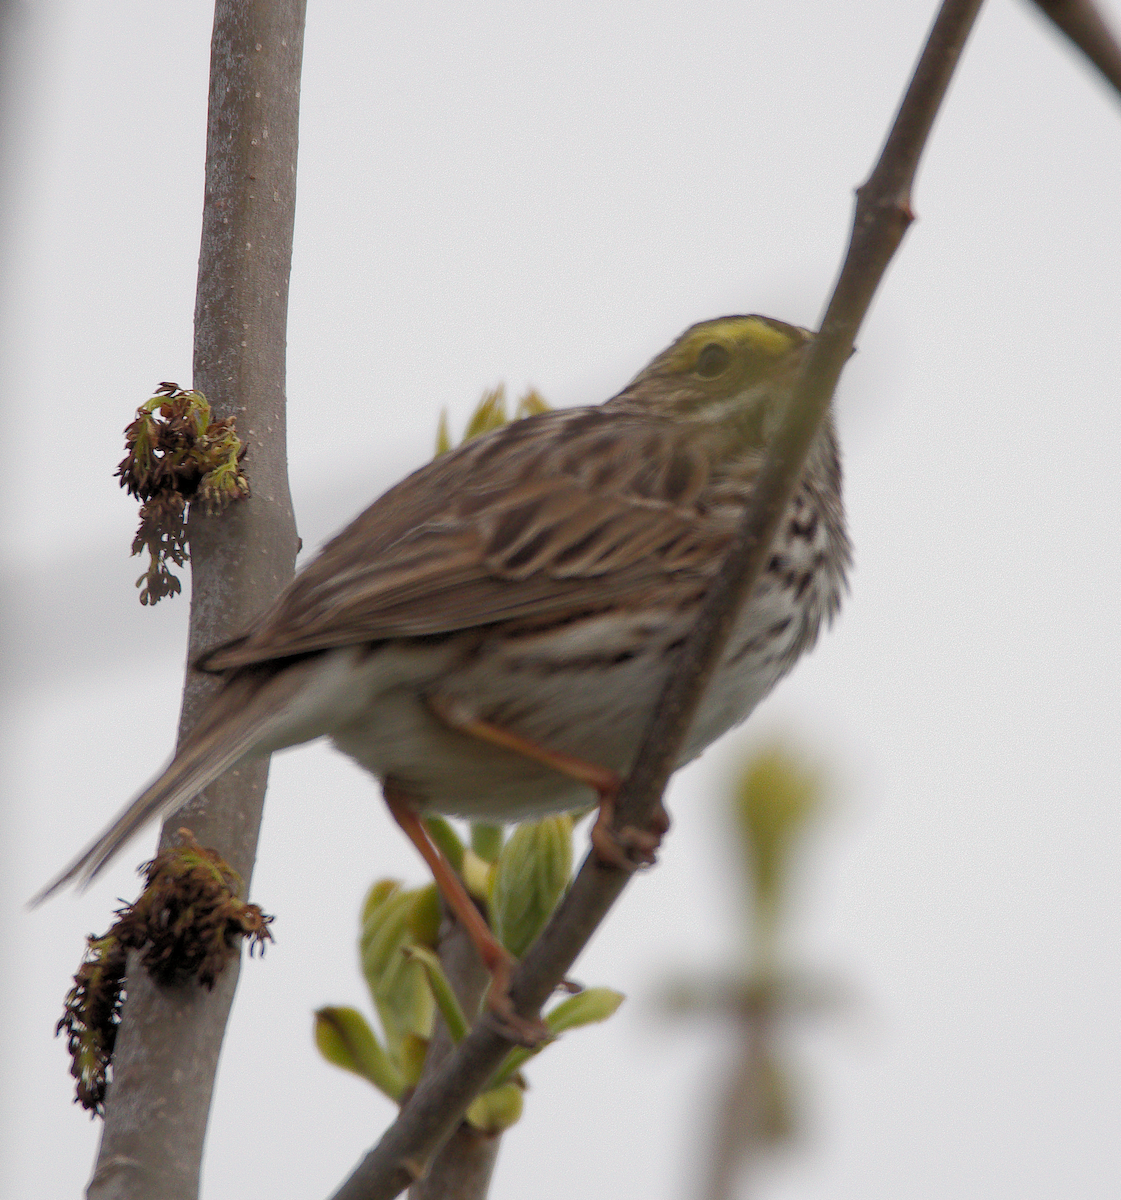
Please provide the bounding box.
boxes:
[661,745,847,1200]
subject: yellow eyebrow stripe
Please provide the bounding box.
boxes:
[668,316,798,372]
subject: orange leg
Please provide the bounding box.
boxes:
[427,696,670,871]
[383,780,545,1046]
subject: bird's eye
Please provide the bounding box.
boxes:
[695,342,731,378]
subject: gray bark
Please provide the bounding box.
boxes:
[407,915,502,1200]
[87,4,305,1197]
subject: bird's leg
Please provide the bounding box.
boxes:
[382,780,545,1046]
[427,696,670,871]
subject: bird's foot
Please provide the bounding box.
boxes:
[590,797,670,871]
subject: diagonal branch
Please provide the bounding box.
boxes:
[87,4,305,1199]
[1030,0,1121,101]
[327,2,985,1197]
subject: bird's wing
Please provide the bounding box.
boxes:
[199,406,745,671]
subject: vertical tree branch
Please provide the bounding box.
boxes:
[87,4,305,1198]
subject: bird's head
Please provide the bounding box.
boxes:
[612,314,814,451]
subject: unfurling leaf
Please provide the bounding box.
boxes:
[314,1006,404,1102]
[403,945,470,1044]
[359,881,434,1053]
[490,987,625,1087]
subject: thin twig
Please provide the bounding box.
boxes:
[1030,0,1121,100]
[87,5,304,1198]
[328,2,985,1197]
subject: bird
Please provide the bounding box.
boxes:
[37,314,850,1005]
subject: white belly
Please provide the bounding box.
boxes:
[325,566,835,821]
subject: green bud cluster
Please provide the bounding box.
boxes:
[435,384,550,457]
[314,814,623,1130]
[314,879,440,1102]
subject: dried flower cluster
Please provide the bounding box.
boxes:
[56,935,128,1114]
[116,383,249,604]
[57,830,272,1113]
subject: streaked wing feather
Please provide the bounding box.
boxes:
[200,408,738,671]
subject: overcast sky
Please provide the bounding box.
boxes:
[3,2,1120,1198]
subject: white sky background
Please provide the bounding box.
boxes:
[2,2,1120,1197]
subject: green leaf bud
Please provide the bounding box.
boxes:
[360,879,404,928]
[313,1006,404,1102]
[461,848,494,904]
[464,1083,524,1133]
[490,815,573,957]
[403,945,470,1044]
[422,816,465,873]
[733,745,823,928]
[543,986,625,1034]
[514,388,550,418]
[398,1032,429,1090]
[462,386,509,441]
[359,886,434,1051]
[359,886,415,995]
[490,987,625,1087]
[434,409,452,457]
[470,822,504,863]
[407,884,441,949]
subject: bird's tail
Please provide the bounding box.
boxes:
[30,665,302,906]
